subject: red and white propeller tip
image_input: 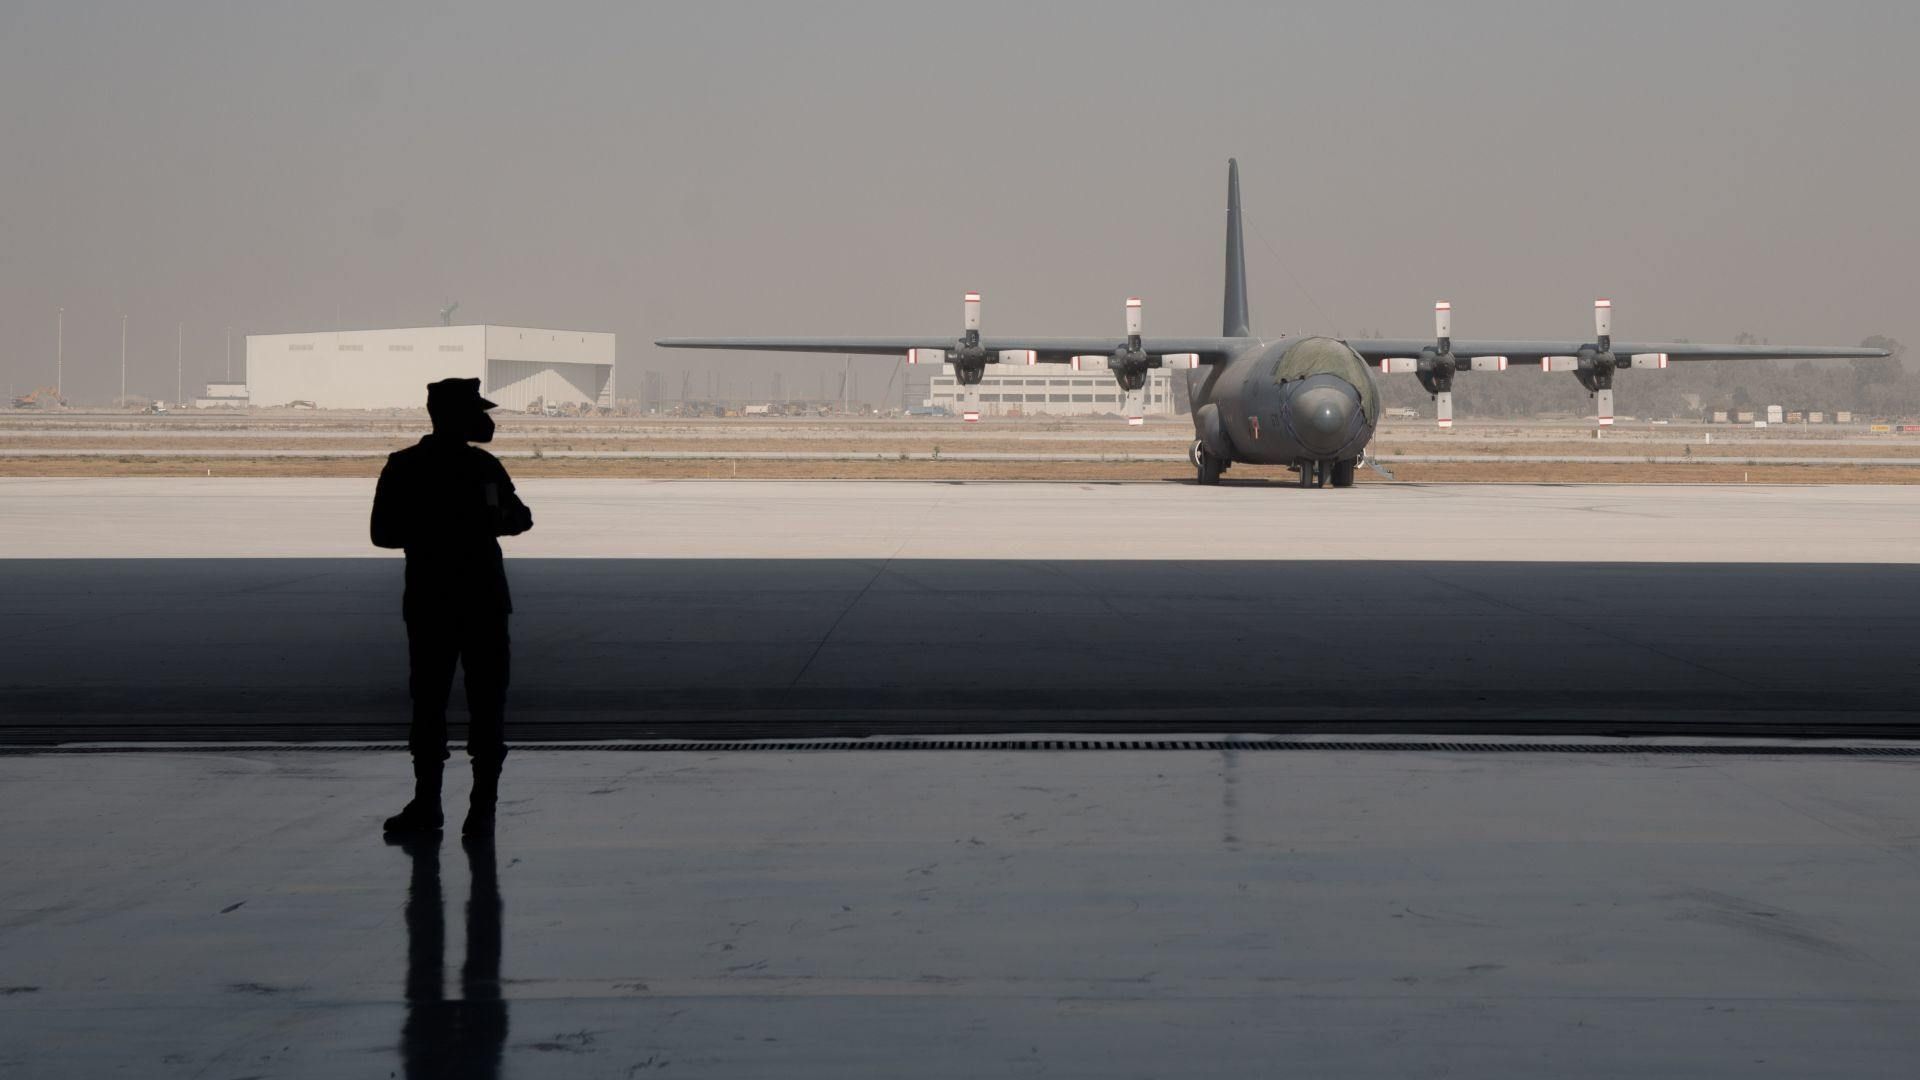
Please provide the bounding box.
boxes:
[964,292,981,332]
[1434,301,1451,341]
[1594,298,1612,340]
[1126,297,1143,337]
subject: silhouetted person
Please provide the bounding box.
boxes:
[373,378,533,837]
[391,833,507,1079]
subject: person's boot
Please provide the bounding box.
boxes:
[383,757,444,834]
[463,760,501,838]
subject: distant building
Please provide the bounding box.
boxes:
[925,365,1181,417]
[245,325,614,411]
[194,381,250,409]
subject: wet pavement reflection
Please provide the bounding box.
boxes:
[392,834,506,1079]
[8,750,1920,1077]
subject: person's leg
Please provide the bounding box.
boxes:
[459,614,511,837]
[386,616,460,833]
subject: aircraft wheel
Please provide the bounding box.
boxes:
[1196,449,1225,486]
[1330,458,1356,488]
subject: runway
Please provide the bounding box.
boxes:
[2,479,1914,743]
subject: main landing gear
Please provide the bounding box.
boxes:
[1191,440,1228,486]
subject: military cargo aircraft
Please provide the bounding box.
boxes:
[659,161,1888,488]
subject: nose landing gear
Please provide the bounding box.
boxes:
[1294,458,1357,488]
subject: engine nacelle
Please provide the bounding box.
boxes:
[1194,402,1232,461]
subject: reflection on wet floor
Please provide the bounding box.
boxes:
[8,750,1920,1077]
[392,834,506,1079]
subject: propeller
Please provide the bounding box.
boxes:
[942,291,993,422]
[1379,302,1473,428]
[1586,298,1616,426]
[1111,297,1151,425]
[1538,302,1669,426]
[1546,299,1624,426]
[902,293,1053,420]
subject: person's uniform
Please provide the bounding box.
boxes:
[371,433,531,770]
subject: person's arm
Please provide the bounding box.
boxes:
[370,457,409,549]
[487,461,533,537]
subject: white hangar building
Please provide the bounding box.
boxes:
[245,325,615,411]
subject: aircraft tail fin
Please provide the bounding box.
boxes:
[1223,158,1250,338]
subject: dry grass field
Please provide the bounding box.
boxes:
[2,410,1916,483]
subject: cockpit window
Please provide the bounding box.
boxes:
[1273,337,1380,423]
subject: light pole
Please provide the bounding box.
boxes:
[120,314,128,406]
[176,323,183,406]
[56,308,63,400]
[225,326,233,381]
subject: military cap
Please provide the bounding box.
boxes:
[425,377,497,412]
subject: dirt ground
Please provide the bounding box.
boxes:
[4,454,1916,485]
[2,412,1916,483]
[3,433,1916,460]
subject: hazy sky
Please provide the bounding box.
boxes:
[2,1,1915,403]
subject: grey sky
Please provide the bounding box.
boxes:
[2,1,1915,404]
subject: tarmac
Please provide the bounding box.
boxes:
[1,478,1916,741]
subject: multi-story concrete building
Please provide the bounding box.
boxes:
[245,325,614,411]
[925,366,1181,417]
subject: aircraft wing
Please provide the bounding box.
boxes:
[1346,340,1889,365]
[1349,333,1889,429]
[656,336,1246,363]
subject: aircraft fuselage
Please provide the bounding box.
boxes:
[1187,335,1377,479]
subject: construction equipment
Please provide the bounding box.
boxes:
[12,386,64,409]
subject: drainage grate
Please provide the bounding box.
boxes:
[2,740,1917,757]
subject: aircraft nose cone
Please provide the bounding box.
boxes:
[1287,383,1359,455]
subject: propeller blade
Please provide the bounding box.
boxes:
[1541,356,1580,372]
[1596,387,1614,427]
[1630,352,1669,369]
[1467,355,1509,371]
[1594,298,1612,340]
[961,385,981,424]
[1126,296,1143,337]
[1434,301,1452,342]
[1122,386,1146,426]
[1161,353,1201,369]
[1379,357,1419,374]
[1436,390,1454,429]
[1071,355,1104,371]
[964,291,981,332]
[905,348,943,365]
[998,349,1038,365]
